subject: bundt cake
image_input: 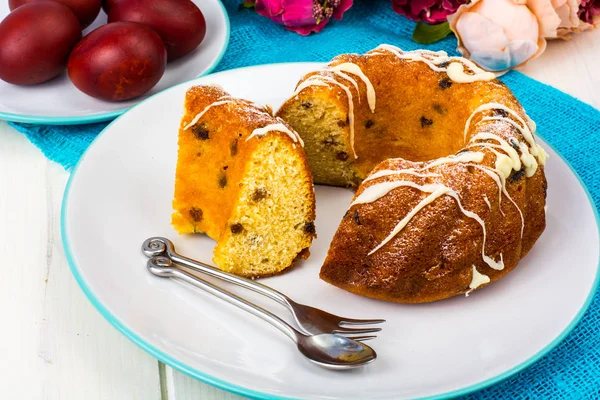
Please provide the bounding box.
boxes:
[172,85,316,278]
[277,45,548,302]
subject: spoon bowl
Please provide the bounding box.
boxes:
[298,334,377,370]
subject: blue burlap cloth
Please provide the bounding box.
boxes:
[7,0,599,397]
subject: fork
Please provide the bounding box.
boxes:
[142,237,385,337]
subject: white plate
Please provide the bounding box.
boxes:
[0,0,229,125]
[61,63,600,399]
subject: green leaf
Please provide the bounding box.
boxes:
[412,21,452,44]
[238,0,255,11]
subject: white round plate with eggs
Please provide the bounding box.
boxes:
[0,0,229,125]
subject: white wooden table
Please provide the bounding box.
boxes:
[1,31,599,399]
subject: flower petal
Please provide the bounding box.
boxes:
[470,48,512,71]
[506,39,539,66]
[456,11,509,53]
[281,0,316,26]
[255,0,285,18]
[527,0,561,38]
[333,0,354,20]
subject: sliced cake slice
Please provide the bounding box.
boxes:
[172,85,316,277]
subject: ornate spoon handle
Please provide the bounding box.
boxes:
[143,237,293,305]
[147,256,299,341]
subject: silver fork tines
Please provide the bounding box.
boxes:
[142,237,385,337]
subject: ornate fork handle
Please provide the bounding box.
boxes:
[142,237,384,336]
[147,255,298,340]
[143,236,293,306]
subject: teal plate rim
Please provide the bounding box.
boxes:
[0,0,231,126]
[60,63,600,400]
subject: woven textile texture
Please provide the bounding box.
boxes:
[7,0,600,398]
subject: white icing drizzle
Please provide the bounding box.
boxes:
[466,143,516,180]
[464,103,540,161]
[364,153,484,185]
[363,169,441,182]
[329,63,376,112]
[446,63,493,83]
[525,114,536,133]
[292,78,329,95]
[184,98,235,130]
[465,163,525,236]
[355,180,504,270]
[466,265,491,296]
[352,180,432,206]
[246,122,304,146]
[471,132,522,171]
[373,44,496,83]
[483,195,492,210]
[537,144,549,166]
[292,75,358,158]
[419,151,485,169]
[367,185,451,255]
[477,117,539,177]
[329,70,360,102]
[465,163,505,215]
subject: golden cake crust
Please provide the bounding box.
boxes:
[172,85,316,277]
[277,46,548,302]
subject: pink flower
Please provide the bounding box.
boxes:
[579,0,600,23]
[392,0,467,25]
[254,0,353,35]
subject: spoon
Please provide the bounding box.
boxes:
[147,256,377,370]
[141,236,384,337]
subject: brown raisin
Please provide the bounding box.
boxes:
[303,222,316,234]
[218,173,227,188]
[543,180,548,198]
[353,210,361,225]
[230,223,243,234]
[365,120,374,128]
[509,138,520,150]
[191,123,209,140]
[301,102,312,109]
[432,104,445,114]
[494,109,509,118]
[230,139,238,156]
[337,120,346,128]
[336,151,349,161]
[420,116,433,127]
[439,78,452,90]
[509,169,525,183]
[252,187,268,202]
[189,207,203,222]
